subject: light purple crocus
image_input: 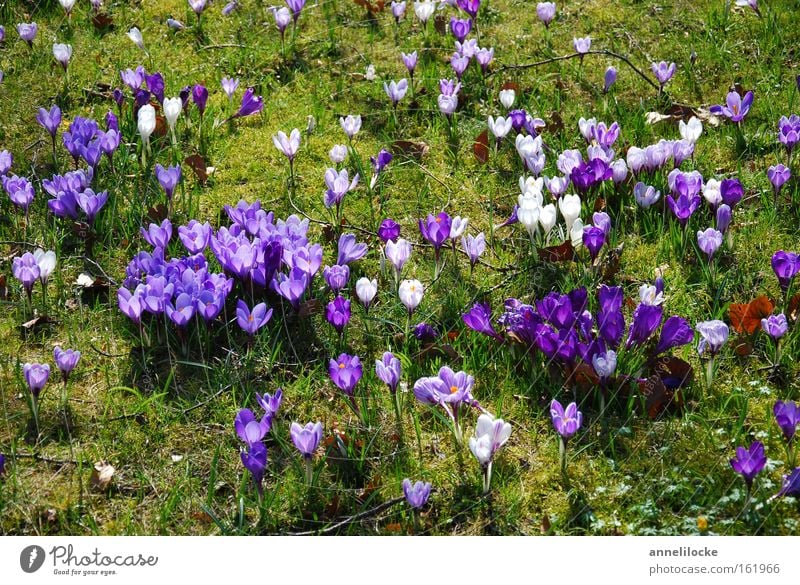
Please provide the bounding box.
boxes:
[696,320,729,355]
[402,478,431,510]
[236,299,273,337]
[178,220,211,254]
[140,219,172,250]
[573,36,591,55]
[536,2,556,27]
[221,76,240,101]
[17,23,38,47]
[401,51,418,79]
[604,66,617,93]
[329,353,362,396]
[771,250,800,292]
[12,252,40,296]
[23,363,50,398]
[774,400,799,441]
[550,399,582,440]
[384,79,409,106]
[36,105,62,139]
[710,90,754,123]
[325,296,351,334]
[419,212,451,252]
[762,314,788,341]
[290,421,323,458]
[730,441,766,489]
[54,346,81,384]
[337,233,368,265]
[375,352,402,393]
[651,61,676,86]
[323,264,350,293]
[461,233,486,268]
[233,88,264,119]
[2,175,34,214]
[768,164,790,196]
[156,164,181,200]
[697,227,723,261]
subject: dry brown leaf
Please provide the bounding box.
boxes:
[91,461,115,491]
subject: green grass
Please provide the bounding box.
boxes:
[1,0,799,535]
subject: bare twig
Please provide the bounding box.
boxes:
[287,496,406,535]
[199,44,247,50]
[80,256,119,286]
[13,452,87,466]
[491,49,661,92]
[182,384,232,415]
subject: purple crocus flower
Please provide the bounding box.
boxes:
[221,76,240,101]
[536,2,556,27]
[696,320,729,355]
[36,105,62,138]
[324,168,359,208]
[120,66,146,91]
[76,188,107,224]
[2,175,34,213]
[654,316,694,355]
[625,303,663,349]
[604,66,617,93]
[550,399,582,440]
[156,164,182,200]
[17,23,38,46]
[290,422,323,458]
[573,36,591,55]
[145,72,165,104]
[236,299,273,337]
[710,90,754,123]
[337,233,368,265]
[461,233,486,268]
[582,226,606,262]
[272,269,308,310]
[192,84,209,116]
[419,212,451,251]
[475,47,494,73]
[166,293,195,328]
[240,441,268,489]
[233,88,264,119]
[761,313,788,340]
[0,453,5,477]
[413,322,439,342]
[285,0,306,23]
[235,408,271,446]
[720,178,743,207]
[651,61,676,86]
[0,150,12,175]
[323,264,350,293]
[450,17,472,43]
[23,363,50,398]
[730,441,766,488]
[392,1,406,24]
[118,286,145,324]
[370,149,393,176]
[140,219,172,249]
[777,115,800,153]
[329,353,362,395]
[178,220,211,254]
[768,164,791,195]
[12,252,40,295]
[403,478,431,510]
[378,219,401,242]
[401,51,418,79]
[53,346,80,384]
[463,302,503,341]
[716,204,732,234]
[375,352,402,393]
[255,389,282,419]
[772,400,799,442]
[774,467,800,499]
[666,193,701,227]
[325,296,351,334]
[697,228,723,261]
[771,250,800,292]
[450,53,470,81]
[457,0,480,19]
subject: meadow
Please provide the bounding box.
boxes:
[0,0,799,535]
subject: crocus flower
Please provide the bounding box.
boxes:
[773,468,800,499]
[54,346,81,384]
[573,36,591,55]
[178,220,211,254]
[23,363,50,399]
[328,353,362,395]
[378,219,401,243]
[461,233,486,268]
[192,85,208,117]
[582,226,605,262]
[285,0,306,23]
[679,116,703,143]
[401,51,418,78]
[340,115,362,139]
[370,150,393,184]
[655,316,694,355]
[155,164,181,200]
[0,453,5,476]
[167,18,186,30]
[163,97,182,135]
[697,228,723,261]
[392,1,407,23]
[418,212,451,251]
[375,352,402,393]
[140,219,172,250]
[189,0,207,16]
[59,0,77,16]
[777,115,800,153]
[223,2,239,16]
[0,150,12,175]
[273,7,292,35]
[271,269,308,310]
[469,414,512,493]
[12,252,40,296]
[240,441,268,490]
[720,178,743,207]
[734,0,761,15]
[118,286,145,324]
[3,175,35,214]
[323,264,350,293]
[773,400,800,441]
[236,299,273,337]
[592,350,617,381]
[536,2,556,26]
[290,422,323,458]
[220,77,240,102]
[604,66,617,93]
[463,302,503,341]
[710,90,753,123]
[399,279,424,313]
[326,296,351,334]
[137,104,156,149]
[651,61,676,86]
[355,277,378,311]
[762,313,788,340]
[329,144,348,164]
[273,129,301,162]
[337,233,367,265]
[233,88,263,118]
[17,23,38,46]
[324,168,359,208]
[53,43,72,71]
[384,79,409,107]
[696,320,729,355]
[414,0,436,23]
[730,441,766,489]
[235,408,271,445]
[768,164,791,196]
[403,478,431,510]
[550,399,582,440]
[413,322,439,342]
[256,389,283,418]
[449,17,472,43]
[127,27,145,51]
[715,204,732,234]
[475,47,494,73]
[771,250,800,292]
[33,249,57,287]
[385,238,412,276]
[626,303,663,349]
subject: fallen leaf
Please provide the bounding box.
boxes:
[146,203,169,224]
[90,461,115,491]
[91,13,114,30]
[538,241,574,263]
[21,315,59,330]
[392,139,429,160]
[502,81,521,93]
[473,130,490,164]
[729,296,774,335]
[184,154,208,183]
[298,299,322,317]
[0,274,7,300]
[650,356,693,389]
[434,14,447,34]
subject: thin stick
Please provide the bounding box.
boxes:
[287,496,406,536]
